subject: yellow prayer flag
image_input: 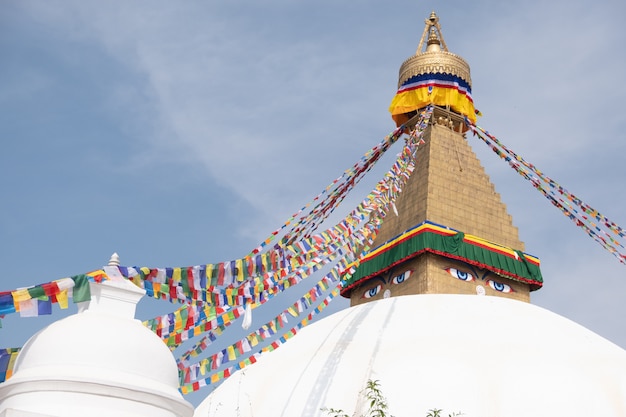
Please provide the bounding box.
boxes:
[57,290,69,309]
[248,334,259,347]
[287,306,298,317]
[235,259,244,281]
[199,359,208,375]
[11,289,31,303]
[173,268,182,284]
[174,310,183,332]
[226,345,236,361]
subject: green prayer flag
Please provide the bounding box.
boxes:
[27,286,46,299]
[71,274,92,303]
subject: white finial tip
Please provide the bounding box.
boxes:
[108,252,120,266]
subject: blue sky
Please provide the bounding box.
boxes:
[1,0,626,406]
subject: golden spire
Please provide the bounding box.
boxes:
[389,11,476,128]
[397,11,471,89]
[345,12,538,306]
[416,11,449,53]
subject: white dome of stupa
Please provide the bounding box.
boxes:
[0,275,193,417]
[195,294,626,417]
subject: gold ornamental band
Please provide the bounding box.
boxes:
[398,51,472,88]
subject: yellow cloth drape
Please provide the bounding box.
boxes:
[389,85,476,125]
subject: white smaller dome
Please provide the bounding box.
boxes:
[12,308,180,395]
[0,280,193,417]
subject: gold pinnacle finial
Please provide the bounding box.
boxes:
[398,11,470,89]
[389,11,475,128]
[416,10,448,53]
[426,29,441,52]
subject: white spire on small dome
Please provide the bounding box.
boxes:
[76,252,146,319]
[108,252,120,266]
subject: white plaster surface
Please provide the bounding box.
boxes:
[195,294,626,417]
[0,281,193,417]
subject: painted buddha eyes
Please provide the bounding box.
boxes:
[392,270,411,284]
[363,284,382,298]
[360,270,412,299]
[486,279,512,293]
[445,266,514,293]
[445,267,476,282]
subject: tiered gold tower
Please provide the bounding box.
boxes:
[341,12,542,306]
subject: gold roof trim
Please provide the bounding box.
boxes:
[398,52,472,88]
[397,11,472,88]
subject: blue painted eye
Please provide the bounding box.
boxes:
[362,284,382,299]
[445,267,476,282]
[486,279,513,293]
[392,270,411,285]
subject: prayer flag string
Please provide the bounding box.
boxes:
[0,107,434,393]
[176,108,432,391]
[467,119,626,265]
[248,123,408,256]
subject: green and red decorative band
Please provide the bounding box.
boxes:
[341,221,543,296]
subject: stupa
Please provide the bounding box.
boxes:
[195,12,626,417]
[342,10,542,307]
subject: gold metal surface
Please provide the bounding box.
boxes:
[398,11,471,88]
